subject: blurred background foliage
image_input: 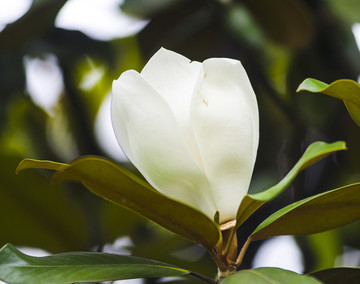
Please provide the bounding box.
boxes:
[1,0,360,282]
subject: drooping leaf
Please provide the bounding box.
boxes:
[297,78,360,126]
[236,141,346,228]
[0,244,189,284]
[17,157,221,249]
[309,267,360,284]
[222,267,321,284]
[251,183,360,241]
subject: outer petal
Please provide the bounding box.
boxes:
[191,58,259,223]
[141,48,203,168]
[111,70,215,218]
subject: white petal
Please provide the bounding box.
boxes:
[111,70,215,218]
[141,48,201,117]
[141,48,203,169]
[191,58,259,223]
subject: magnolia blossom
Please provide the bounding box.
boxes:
[111,48,259,224]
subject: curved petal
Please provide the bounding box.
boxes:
[190,58,259,223]
[111,70,215,218]
[141,48,203,168]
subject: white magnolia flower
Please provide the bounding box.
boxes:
[111,48,259,224]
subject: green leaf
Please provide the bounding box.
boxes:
[235,195,264,229]
[297,78,360,126]
[17,157,221,249]
[236,141,346,228]
[0,244,189,284]
[16,158,68,172]
[309,267,360,284]
[251,183,360,241]
[222,267,321,284]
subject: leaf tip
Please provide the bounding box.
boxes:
[296,79,308,93]
[0,243,22,258]
[332,141,347,152]
[296,78,329,93]
[15,159,31,174]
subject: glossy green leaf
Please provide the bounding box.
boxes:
[251,183,360,241]
[309,267,360,284]
[236,141,346,228]
[17,157,221,249]
[0,244,189,284]
[297,78,360,126]
[222,267,321,284]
